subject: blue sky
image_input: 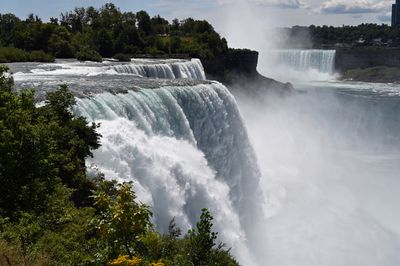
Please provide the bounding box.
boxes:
[0,0,395,48]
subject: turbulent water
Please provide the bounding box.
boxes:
[9,58,261,265]
[8,56,400,266]
[236,80,400,265]
[112,58,206,79]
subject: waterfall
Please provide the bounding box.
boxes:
[11,58,206,80]
[272,49,336,74]
[10,57,261,264]
[74,82,261,265]
[112,58,206,80]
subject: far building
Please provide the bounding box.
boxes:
[392,0,400,27]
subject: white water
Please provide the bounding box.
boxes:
[112,58,206,80]
[236,83,400,266]
[11,55,400,265]
[74,83,261,265]
[259,49,337,82]
[12,58,205,80]
[273,49,336,74]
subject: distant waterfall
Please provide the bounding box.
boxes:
[273,49,336,74]
[112,58,206,80]
[74,83,261,264]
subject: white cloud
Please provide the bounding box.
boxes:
[217,0,305,9]
[377,11,392,21]
[319,0,392,14]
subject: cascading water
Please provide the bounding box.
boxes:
[9,59,262,264]
[74,83,261,265]
[11,58,206,80]
[112,58,206,80]
[272,49,336,74]
[9,52,400,265]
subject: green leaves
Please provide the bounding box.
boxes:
[188,208,218,265]
[92,182,152,259]
[0,68,100,217]
[0,65,240,265]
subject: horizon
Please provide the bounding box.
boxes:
[1,0,394,50]
[0,1,393,28]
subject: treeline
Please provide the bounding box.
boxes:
[277,24,400,48]
[0,3,228,62]
[0,65,239,265]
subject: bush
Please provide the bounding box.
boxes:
[0,47,54,63]
[29,50,55,62]
[76,46,102,62]
[146,46,165,57]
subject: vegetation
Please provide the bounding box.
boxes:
[0,4,228,62]
[0,65,239,265]
[0,47,54,63]
[76,46,103,62]
[277,23,400,48]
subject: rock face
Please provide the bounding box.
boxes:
[202,48,293,95]
[335,47,400,73]
[202,49,259,79]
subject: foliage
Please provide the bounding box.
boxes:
[0,4,229,61]
[188,208,218,264]
[92,182,152,259]
[278,23,400,48]
[109,255,142,266]
[76,46,103,62]
[0,47,54,63]
[0,65,240,265]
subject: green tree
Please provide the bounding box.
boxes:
[92,183,152,260]
[0,66,100,217]
[188,208,218,265]
[136,10,153,35]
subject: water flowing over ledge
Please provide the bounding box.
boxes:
[8,58,262,265]
[74,83,262,265]
[271,49,336,74]
[112,58,206,80]
[9,58,206,81]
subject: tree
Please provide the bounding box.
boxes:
[95,28,114,57]
[0,67,100,217]
[92,183,152,260]
[136,11,153,35]
[188,208,218,265]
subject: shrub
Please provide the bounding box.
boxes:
[76,46,102,62]
[29,50,55,62]
[109,255,142,266]
[146,46,165,57]
[0,47,54,63]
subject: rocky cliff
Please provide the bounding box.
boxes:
[202,49,293,95]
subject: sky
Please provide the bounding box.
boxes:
[0,0,395,48]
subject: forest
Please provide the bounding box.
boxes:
[0,3,228,63]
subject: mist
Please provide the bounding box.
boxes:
[211,2,339,84]
[234,84,400,265]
